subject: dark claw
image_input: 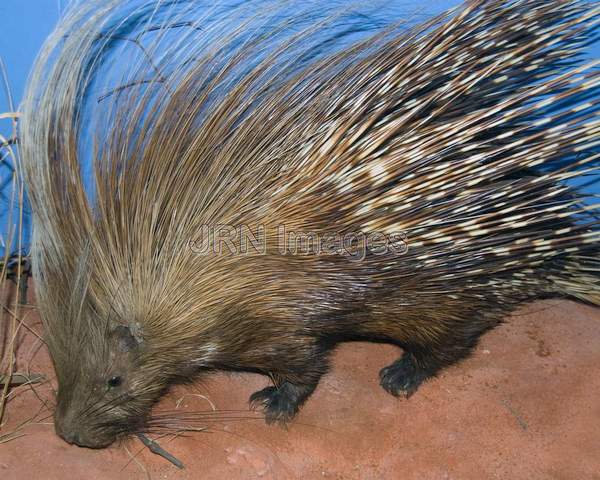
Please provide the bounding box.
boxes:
[249,385,299,425]
[379,354,427,398]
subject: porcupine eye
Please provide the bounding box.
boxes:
[108,376,122,388]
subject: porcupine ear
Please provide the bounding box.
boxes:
[111,325,141,352]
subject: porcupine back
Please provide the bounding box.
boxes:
[278,1,600,307]
[19,0,600,427]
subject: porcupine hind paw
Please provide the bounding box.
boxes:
[379,353,429,398]
[249,382,312,425]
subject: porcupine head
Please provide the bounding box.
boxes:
[20,0,600,448]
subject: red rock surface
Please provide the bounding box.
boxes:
[1,297,599,479]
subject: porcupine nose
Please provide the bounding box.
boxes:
[55,415,93,447]
[55,420,73,443]
[55,416,80,445]
[59,428,80,445]
[56,423,100,448]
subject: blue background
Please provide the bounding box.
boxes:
[0,0,598,256]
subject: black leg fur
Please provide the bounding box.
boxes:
[249,344,331,424]
[249,380,319,424]
[379,319,495,398]
[379,351,429,398]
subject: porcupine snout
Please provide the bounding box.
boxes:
[54,408,113,449]
[54,419,83,446]
[54,411,103,448]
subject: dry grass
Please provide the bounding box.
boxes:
[0,57,48,444]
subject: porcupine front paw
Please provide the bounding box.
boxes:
[249,382,312,425]
[379,353,429,398]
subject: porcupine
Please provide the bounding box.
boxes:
[19,0,600,448]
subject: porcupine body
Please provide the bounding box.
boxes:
[20,0,600,448]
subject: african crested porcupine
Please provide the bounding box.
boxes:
[20,0,599,448]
